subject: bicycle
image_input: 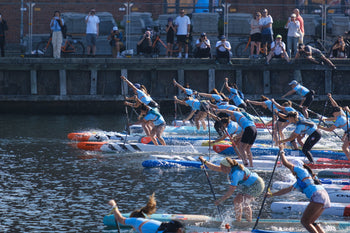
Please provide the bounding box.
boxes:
[235,36,267,58]
[35,34,85,57]
[305,36,336,56]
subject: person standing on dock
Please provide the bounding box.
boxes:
[267,145,330,233]
[282,80,314,119]
[85,8,100,57]
[278,111,322,163]
[50,11,64,59]
[198,157,265,223]
[108,199,184,233]
[259,9,273,56]
[174,9,191,59]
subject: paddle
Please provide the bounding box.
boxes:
[174,100,177,126]
[200,160,223,220]
[207,111,211,161]
[121,79,131,145]
[318,99,328,127]
[247,101,273,136]
[108,205,122,233]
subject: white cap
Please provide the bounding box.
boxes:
[113,26,118,31]
[288,80,298,86]
[290,159,304,167]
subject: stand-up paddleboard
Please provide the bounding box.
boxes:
[320,178,350,185]
[318,169,350,178]
[76,141,213,154]
[271,201,350,216]
[213,144,347,160]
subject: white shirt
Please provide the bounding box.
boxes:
[259,15,273,27]
[286,20,300,37]
[271,41,286,55]
[85,15,100,34]
[196,39,210,49]
[216,40,231,52]
[175,15,191,35]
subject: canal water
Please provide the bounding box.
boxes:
[0,114,348,232]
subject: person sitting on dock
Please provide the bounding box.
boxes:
[198,157,265,223]
[281,79,314,119]
[174,95,208,131]
[317,93,350,160]
[108,199,184,233]
[215,35,232,65]
[214,108,257,167]
[295,43,336,70]
[278,111,322,163]
[224,77,246,110]
[267,145,330,233]
[265,34,290,65]
[131,104,166,146]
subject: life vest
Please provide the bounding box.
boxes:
[230,166,251,185]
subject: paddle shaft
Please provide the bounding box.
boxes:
[318,99,328,126]
[247,101,273,136]
[122,81,131,145]
[174,101,177,126]
[201,161,223,219]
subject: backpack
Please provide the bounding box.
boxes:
[61,24,67,39]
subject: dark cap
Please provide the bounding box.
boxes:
[201,32,206,37]
[220,35,226,40]
[298,43,304,49]
[168,17,173,22]
[331,106,341,114]
[134,83,141,89]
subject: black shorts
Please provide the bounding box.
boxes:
[261,34,273,45]
[278,117,287,122]
[251,33,262,43]
[177,35,188,44]
[241,126,257,145]
[303,91,314,108]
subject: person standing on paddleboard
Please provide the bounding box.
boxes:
[281,80,314,119]
[266,145,330,233]
[278,111,321,163]
[108,199,184,233]
[198,156,265,222]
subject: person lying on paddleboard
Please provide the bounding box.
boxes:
[281,79,314,119]
[174,95,208,131]
[131,104,166,146]
[224,77,246,110]
[108,199,184,233]
[318,105,350,161]
[214,108,256,167]
[266,144,330,233]
[246,95,280,145]
[278,111,321,163]
[198,156,265,222]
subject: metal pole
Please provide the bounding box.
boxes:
[20,0,24,49]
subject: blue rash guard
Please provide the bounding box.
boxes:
[334,113,350,132]
[185,99,201,111]
[227,121,242,136]
[293,119,317,135]
[143,109,165,126]
[292,166,325,199]
[293,84,310,97]
[125,218,163,233]
[229,166,258,187]
[264,100,278,112]
[228,88,245,106]
[232,111,255,130]
[137,89,153,105]
[210,94,223,103]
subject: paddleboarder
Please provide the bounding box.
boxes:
[198,156,265,222]
[108,199,184,233]
[224,77,246,109]
[278,111,321,163]
[267,145,330,233]
[318,106,350,160]
[281,80,314,119]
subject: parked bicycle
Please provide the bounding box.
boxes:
[235,36,267,58]
[35,34,85,57]
[305,36,339,57]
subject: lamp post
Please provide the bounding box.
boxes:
[222,2,231,38]
[124,1,134,51]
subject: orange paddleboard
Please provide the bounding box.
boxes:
[77,141,106,151]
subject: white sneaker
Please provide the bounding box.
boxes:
[177,53,182,58]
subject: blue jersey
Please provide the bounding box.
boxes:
[137,89,153,105]
[211,94,223,103]
[228,88,245,106]
[227,121,242,136]
[264,100,278,112]
[232,111,255,129]
[217,102,238,111]
[229,166,258,187]
[125,218,162,233]
[284,106,306,120]
[144,109,165,126]
[334,114,350,132]
[185,99,201,111]
[294,119,317,135]
[293,84,310,97]
[292,166,325,199]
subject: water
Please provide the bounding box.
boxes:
[0,114,348,233]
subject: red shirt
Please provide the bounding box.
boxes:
[296,15,304,33]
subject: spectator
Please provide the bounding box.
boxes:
[85,8,100,57]
[265,35,290,64]
[330,35,347,58]
[137,30,153,56]
[0,13,8,57]
[108,26,124,58]
[50,11,64,59]
[285,13,300,57]
[250,12,262,58]
[194,32,211,58]
[293,8,304,44]
[174,9,191,59]
[259,9,273,56]
[295,44,336,69]
[215,35,232,65]
[165,17,176,57]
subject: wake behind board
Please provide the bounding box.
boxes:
[271,201,350,216]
